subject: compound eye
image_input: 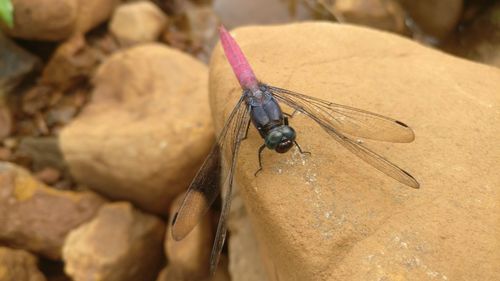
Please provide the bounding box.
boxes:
[265,130,282,149]
[281,126,296,140]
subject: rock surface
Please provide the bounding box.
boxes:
[0,247,47,281]
[63,202,165,281]
[209,23,500,281]
[0,0,119,41]
[0,162,106,259]
[60,44,213,214]
[228,187,269,281]
[110,2,168,46]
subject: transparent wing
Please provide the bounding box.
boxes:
[209,102,251,274]
[171,97,249,241]
[268,86,415,143]
[270,86,419,188]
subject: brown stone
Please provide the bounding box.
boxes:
[0,0,119,41]
[0,247,47,281]
[0,162,106,259]
[109,2,168,46]
[209,23,500,280]
[332,0,407,34]
[60,44,213,214]
[41,35,99,91]
[34,167,61,185]
[63,202,165,281]
[400,0,462,40]
[227,188,268,281]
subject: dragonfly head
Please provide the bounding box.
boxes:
[265,125,296,153]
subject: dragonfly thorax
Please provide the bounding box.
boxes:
[265,125,296,153]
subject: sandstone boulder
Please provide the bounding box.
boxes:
[0,162,106,259]
[60,44,213,214]
[210,23,500,281]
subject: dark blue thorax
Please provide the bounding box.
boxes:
[244,89,284,138]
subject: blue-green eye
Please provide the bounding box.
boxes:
[281,126,296,140]
[265,130,282,149]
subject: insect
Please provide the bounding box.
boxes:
[171,25,419,274]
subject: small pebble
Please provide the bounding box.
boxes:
[35,167,61,185]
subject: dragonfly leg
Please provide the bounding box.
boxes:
[254,144,266,176]
[294,141,311,155]
[241,117,251,141]
[283,109,299,118]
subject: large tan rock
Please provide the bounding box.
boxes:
[209,23,500,281]
[0,247,47,281]
[60,44,213,214]
[0,162,106,259]
[0,0,119,41]
[63,202,165,281]
[228,187,268,281]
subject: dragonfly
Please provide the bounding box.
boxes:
[171,25,419,274]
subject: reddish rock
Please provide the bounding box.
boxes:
[34,167,61,185]
[0,162,106,259]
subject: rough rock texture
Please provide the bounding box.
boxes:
[0,162,106,259]
[209,23,500,281]
[110,2,168,46]
[60,44,213,214]
[164,193,214,280]
[0,247,47,281]
[63,202,165,281]
[0,0,120,41]
[227,187,269,281]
